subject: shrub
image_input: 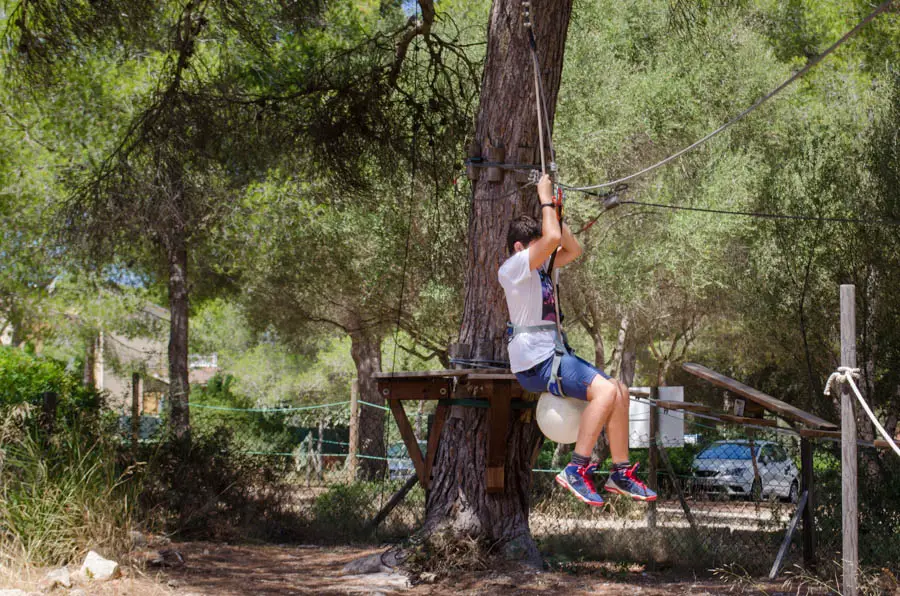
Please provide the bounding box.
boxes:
[0,405,137,566]
[0,346,102,419]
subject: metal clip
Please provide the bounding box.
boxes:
[528,169,541,184]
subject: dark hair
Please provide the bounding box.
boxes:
[507,215,541,254]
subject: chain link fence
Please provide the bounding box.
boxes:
[125,389,900,574]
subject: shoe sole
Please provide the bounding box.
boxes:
[555,474,606,507]
[604,484,658,502]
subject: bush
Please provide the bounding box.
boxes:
[0,346,101,418]
[0,405,137,566]
[138,427,303,542]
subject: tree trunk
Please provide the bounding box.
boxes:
[425,0,573,566]
[350,329,385,480]
[167,234,191,443]
[609,314,630,379]
[83,333,97,388]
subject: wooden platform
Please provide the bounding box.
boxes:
[682,363,838,430]
[374,369,527,493]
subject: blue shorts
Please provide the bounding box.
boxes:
[514,353,610,400]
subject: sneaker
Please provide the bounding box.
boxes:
[604,463,657,501]
[555,463,606,507]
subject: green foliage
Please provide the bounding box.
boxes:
[0,346,101,415]
[0,406,137,566]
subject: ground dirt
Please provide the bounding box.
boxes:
[1,542,847,595]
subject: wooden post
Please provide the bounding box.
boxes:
[656,431,699,534]
[648,396,659,530]
[131,373,143,449]
[769,491,809,579]
[840,284,858,596]
[800,437,816,570]
[347,379,360,479]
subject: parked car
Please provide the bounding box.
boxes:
[692,440,799,502]
[388,440,427,480]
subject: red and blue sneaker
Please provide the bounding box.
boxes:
[555,463,606,507]
[604,462,657,501]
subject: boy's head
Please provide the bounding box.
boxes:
[507,215,541,254]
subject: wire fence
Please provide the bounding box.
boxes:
[124,394,900,573]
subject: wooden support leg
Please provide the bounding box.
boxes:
[388,400,427,487]
[423,404,449,490]
[487,381,511,493]
[801,437,816,571]
[648,400,659,531]
[769,491,809,579]
[656,431,699,534]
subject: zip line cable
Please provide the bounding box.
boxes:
[563,0,897,192]
[575,198,900,232]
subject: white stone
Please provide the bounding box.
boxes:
[77,551,120,581]
[38,566,71,591]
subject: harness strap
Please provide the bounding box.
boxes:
[507,322,569,398]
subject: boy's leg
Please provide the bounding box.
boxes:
[603,380,657,501]
[554,369,618,507]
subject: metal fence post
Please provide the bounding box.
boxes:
[840,284,858,596]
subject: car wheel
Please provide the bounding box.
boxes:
[750,478,762,502]
[788,480,799,504]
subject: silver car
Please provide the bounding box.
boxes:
[387,440,427,480]
[692,440,799,502]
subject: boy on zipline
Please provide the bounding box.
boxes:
[498,174,656,507]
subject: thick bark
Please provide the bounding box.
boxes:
[426,0,573,565]
[167,234,191,442]
[350,330,385,480]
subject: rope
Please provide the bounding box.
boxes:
[563,0,897,192]
[824,366,900,458]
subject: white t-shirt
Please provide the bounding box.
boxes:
[498,247,559,373]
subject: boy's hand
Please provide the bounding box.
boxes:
[537,174,553,201]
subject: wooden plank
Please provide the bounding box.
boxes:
[769,491,809,579]
[466,373,518,381]
[682,362,838,430]
[367,473,419,531]
[840,285,858,596]
[377,378,452,401]
[655,400,711,413]
[798,429,840,439]
[423,404,449,490]
[719,414,778,427]
[387,401,427,487]
[487,381,511,493]
[374,369,489,379]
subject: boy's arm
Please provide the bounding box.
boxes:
[551,223,583,268]
[528,174,562,270]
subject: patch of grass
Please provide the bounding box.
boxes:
[0,405,138,566]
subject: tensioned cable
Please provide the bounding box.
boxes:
[565,0,897,192]
[590,199,900,227]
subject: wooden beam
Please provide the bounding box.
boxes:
[423,404,449,490]
[387,401,427,487]
[682,362,837,430]
[719,414,778,427]
[656,431,699,535]
[769,490,809,579]
[377,378,453,401]
[655,400,711,413]
[487,381,511,493]
[801,438,816,571]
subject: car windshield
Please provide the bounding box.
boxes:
[697,443,758,460]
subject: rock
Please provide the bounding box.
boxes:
[38,567,71,591]
[342,553,392,575]
[77,551,120,581]
[419,572,438,584]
